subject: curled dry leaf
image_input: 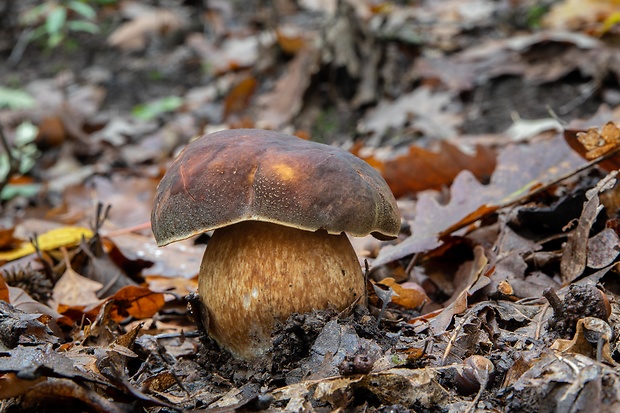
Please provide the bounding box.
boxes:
[565,121,620,171]
[561,171,617,283]
[577,122,620,160]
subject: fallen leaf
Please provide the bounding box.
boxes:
[550,317,615,365]
[0,276,8,303]
[257,47,319,129]
[374,135,585,266]
[543,0,620,31]
[107,9,184,51]
[577,121,620,160]
[587,228,620,269]
[223,75,257,120]
[355,140,496,198]
[52,258,103,308]
[21,378,123,413]
[377,278,427,309]
[0,373,46,399]
[108,285,165,321]
[358,86,462,139]
[0,226,93,262]
[561,171,616,283]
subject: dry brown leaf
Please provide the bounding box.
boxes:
[52,264,103,308]
[186,33,268,75]
[358,86,462,139]
[374,135,585,266]
[0,373,46,399]
[376,278,427,309]
[9,287,69,326]
[550,317,615,365]
[107,285,165,321]
[0,275,9,303]
[108,9,184,51]
[561,171,617,283]
[587,228,620,269]
[257,46,319,129]
[223,75,258,120]
[356,140,496,198]
[577,121,620,160]
[21,379,124,413]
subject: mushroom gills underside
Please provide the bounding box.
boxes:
[198,220,365,359]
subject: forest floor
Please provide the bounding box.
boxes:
[1,0,620,412]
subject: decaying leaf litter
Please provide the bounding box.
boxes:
[0,0,620,411]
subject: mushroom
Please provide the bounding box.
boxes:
[151,129,400,359]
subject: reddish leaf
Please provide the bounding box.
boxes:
[356,140,496,198]
[223,76,258,119]
[374,135,585,266]
[0,276,9,303]
[108,285,165,322]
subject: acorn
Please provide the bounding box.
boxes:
[454,355,495,396]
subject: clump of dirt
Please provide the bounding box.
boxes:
[194,305,398,388]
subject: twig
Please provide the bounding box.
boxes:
[441,313,474,366]
[7,28,33,67]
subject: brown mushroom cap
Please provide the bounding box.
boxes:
[151,129,400,246]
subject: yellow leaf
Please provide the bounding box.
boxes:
[0,226,93,261]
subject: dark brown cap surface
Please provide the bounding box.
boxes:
[152,129,400,246]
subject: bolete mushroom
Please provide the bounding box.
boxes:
[151,129,400,359]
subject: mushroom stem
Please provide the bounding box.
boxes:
[198,221,365,359]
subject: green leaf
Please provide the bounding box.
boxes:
[68,1,96,19]
[1,183,42,201]
[0,87,36,110]
[45,6,67,34]
[132,97,183,121]
[15,121,38,147]
[47,31,65,48]
[67,20,100,34]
